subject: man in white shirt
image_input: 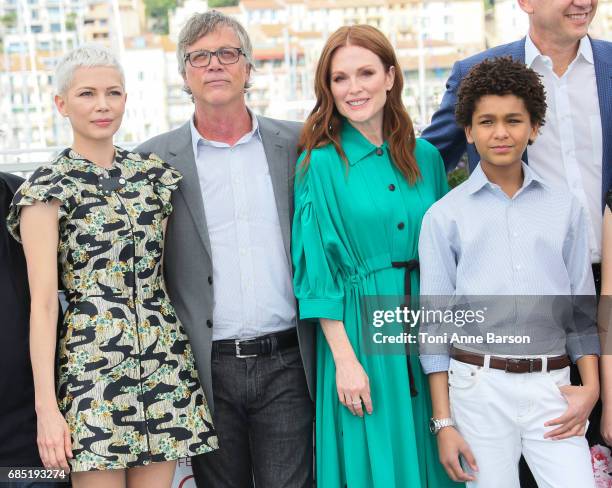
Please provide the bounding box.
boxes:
[137,11,314,488]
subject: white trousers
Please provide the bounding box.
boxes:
[448,358,595,488]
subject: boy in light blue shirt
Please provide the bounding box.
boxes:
[419,57,599,488]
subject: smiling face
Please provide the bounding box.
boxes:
[183,26,250,110]
[520,0,597,45]
[465,94,539,172]
[329,44,394,133]
[54,66,126,145]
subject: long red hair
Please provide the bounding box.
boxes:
[299,25,419,183]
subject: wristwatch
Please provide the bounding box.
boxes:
[429,417,455,435]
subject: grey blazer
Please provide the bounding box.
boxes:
[136,116,315,413]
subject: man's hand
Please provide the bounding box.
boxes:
[437,426,478,482]
[544,385,599,440]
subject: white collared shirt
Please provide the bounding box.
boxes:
[190,112,296,340]
[525,35,603,263]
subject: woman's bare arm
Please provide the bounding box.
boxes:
[20,200,72,471]
[320,318,373,417]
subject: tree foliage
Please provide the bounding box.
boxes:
[144,0,177,35]
[65,12,77,32]
[208,0,239,8]
[1,11,17,29]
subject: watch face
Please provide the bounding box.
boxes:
[429,418,436,434]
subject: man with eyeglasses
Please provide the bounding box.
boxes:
[137,10,314,488]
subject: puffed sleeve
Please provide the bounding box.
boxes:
[291,151,346,322]
[147,153,182,218]
[7,164,77,242]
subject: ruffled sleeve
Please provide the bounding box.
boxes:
[147,153,182,218]
[7,164,77,242]
[291,151,345,322]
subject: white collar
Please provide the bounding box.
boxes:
[467,161,547,196]
[525,34,593,68]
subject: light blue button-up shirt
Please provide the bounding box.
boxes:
[190,113,296,341]
[418,163,597,374]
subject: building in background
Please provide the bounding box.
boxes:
[1,0,610,162]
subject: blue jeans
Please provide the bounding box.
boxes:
[192,344,313,488]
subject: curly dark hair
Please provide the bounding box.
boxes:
[455,56,547,130]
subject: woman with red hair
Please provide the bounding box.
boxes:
[292,25,460,487]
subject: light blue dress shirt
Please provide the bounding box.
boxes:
[418,163,597,374]
[190,113,296,341]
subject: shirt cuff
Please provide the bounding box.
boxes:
[420,354,450,375]
[567,336,601,362]
[298,298,344,322]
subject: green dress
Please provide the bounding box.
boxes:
[292,121,461,488]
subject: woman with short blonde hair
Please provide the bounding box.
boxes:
[7,45,217,488]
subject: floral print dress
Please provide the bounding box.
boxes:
[7,147,218,472]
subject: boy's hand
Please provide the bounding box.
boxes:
[601,402,612,446]
[437,426,478,482]
[544,385,599,440]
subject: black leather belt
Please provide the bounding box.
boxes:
[212,328,298,358]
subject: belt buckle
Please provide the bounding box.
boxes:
[235,339,257,359]
[505,358,535,373]
[505,358,523,373]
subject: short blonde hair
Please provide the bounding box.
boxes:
[54,44,124,95]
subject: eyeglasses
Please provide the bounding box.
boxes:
[184,47,245,68]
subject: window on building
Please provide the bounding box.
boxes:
[31,25,43,33]
[8,42,24,54]
[50,23,62,32]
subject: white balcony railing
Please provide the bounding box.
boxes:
[0,144,136,175]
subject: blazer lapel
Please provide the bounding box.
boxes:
[167,122,212,258]
[258,116,292,265]
[592,39,612,208]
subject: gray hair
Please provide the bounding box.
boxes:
[177,10,255,96]
[54,45,124,95]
